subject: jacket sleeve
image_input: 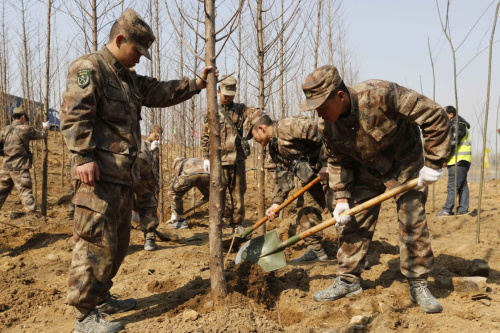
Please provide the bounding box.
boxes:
[449,120,466,158]
[60,57,101,166]
[28,127,48,141]
[395,84,450,169]
[137,76,200,108]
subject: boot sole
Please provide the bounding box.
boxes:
[409,295,443,313]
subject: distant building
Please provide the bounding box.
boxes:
[3,93,60,130]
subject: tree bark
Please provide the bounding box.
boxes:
[205,0,227,299]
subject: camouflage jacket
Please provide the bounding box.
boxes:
[61,46,200,186]
[137,139,159,189]
[269,116,325,205]
[172,157,206,178]
[201,102,253,165]
[0,120,47,170]
[319,80,450,200]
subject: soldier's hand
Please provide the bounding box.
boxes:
[150,140,159,150]
[417,166,442,187]
[203,159,210,172]
[196,66,219,90]
[42,121,50,130]
[333,200,351,227]
[77,161,100,186]
[319,166,329,180]
[266,204,280,221]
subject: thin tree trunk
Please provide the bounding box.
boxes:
[476,1,499,243]
[92,0,98,52]
[427,37,437,212]
[313,0,322,70]
[41,0,52,216]
[155,0,164,224]
[256,0,266,236]
[205,0,226,299]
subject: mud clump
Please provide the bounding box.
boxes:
[228,262,284,309]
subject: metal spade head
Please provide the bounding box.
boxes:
[234,230,286,272]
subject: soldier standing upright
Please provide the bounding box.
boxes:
[134,125,162,251]
[0,107,48,217]
[61,8,215,332]
[200,75,254,234]
[168,157,209,229]
[245,110,332,262]
[300,65,450,313]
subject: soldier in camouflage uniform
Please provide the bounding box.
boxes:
[245,109,332,262]
[0,107,48,216]
[201,75,254,234]
[134,125,161,251]
[61,8,215,333]
[168,157,209,229]
[300,65,450,313]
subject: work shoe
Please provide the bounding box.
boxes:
[168,219,189,229]
[96,294,136,315]
[313,276,363,302]
[409,280,443,313]
[436,210,453,217]
[144,238,157,251]
[457,210,470,216]
[290,248,328,263]
[74,309,124,333]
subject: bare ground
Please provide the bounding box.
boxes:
[1,132,500,332]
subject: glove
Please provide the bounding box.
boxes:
[150,140,159,150]
[318,166,329,180]
[333,202,351,227]
[203,159,210,172]
[417,166,442,187]
[42,121,50,130]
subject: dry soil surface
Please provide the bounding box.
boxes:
[1,133,499,332]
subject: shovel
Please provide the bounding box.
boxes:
[235,178,419,272]
[222,175,322,249]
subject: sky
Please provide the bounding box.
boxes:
[342,0,500,157]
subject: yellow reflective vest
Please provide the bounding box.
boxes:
[447,125,472,165]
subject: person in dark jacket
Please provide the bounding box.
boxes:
[437,106,471,216]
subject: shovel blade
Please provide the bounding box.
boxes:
[235,230,286,272]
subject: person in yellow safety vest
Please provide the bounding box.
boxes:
[437,106,471,217]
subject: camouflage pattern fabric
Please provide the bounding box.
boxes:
[135,140,159,238]
[0,120,47,170]
[317,80,450,280]
[221,160,246,225]
[62,45,200,318]
[336,170,433,280]
[201,102,253,165]
[267,116,328,251]
[319,80,450,200]
[0,169,36,212]
[61,46,200,187]
[168,158,209,217]
[67,181,133,319]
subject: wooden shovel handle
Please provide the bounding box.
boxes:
[240,176,322,238]
[299,178,419,240]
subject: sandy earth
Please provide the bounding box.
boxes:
[1,132,500,333]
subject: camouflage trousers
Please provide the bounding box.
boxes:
[337,178,434,280]
[0,169,36,212]
[67,181,133,319]
[134,178,159,239]
[288,181,328,252]
[168,173,209,218]
[222,160,247,225]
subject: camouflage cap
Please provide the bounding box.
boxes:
[117,8,155,60]
[150,124,163,135]
[244,108,267,140]
[219,75,237,96]
[13,106,29,119]
[299,65,343,111]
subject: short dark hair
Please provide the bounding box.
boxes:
[254,114,273,128]
[109,21,128,42]
[444,105,456,116]
[327,81,349,100]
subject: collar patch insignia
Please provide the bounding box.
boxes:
[77,69,91,89]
